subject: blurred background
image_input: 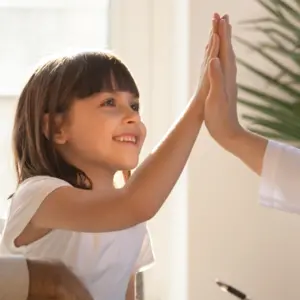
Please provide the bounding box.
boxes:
[1,0,300,299]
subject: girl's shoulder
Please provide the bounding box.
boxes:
[8,176,71,224]
[1,176,72,253]
[16,175,70,192]
[12,175,70,203]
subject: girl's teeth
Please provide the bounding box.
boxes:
[115,136,136,143]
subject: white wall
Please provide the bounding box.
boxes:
[0,97,17,218]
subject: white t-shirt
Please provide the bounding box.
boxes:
[0,176,154,300]
[260,140,300,213]
[0,256,29,300]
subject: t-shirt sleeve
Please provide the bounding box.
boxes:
[135,226,155,273]
[3,176,70,250]
[0,255,29,300]
[259,140,300,214]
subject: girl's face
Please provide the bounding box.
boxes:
[56,91,146,178]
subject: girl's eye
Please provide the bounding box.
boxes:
[131,102,140,112]
[101,98,115,107]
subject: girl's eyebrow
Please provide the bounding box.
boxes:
[100,90,140,100]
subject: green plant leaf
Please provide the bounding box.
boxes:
[292,102,300,118]
[294,0,300,10]
[237,0,300,142]
[258,42,300,63]
[254,27,298,47]
[238,98,300,130]
[248,127,296,140]
[256,0,282,18]
[236,34,300,81]
[242,115,300,139]
[241,16,300,41]
[239,98,287,116]
[237,58,300,99]
[239,17,275,25]
[235,36,300,82]
[238,84,292,109]
[271,0,300,23]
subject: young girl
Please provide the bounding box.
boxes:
[0,16,220,300]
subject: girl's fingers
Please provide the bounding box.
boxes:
[205,26,217,61]
[204,18,216,59]
[208,34,220,59]
[206,12,220,53]
[206,14,220,61]
[212,16,219,34]
[213,12,221,20]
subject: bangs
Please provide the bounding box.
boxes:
[70,52,139,99]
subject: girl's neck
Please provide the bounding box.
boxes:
[84,167,116,191]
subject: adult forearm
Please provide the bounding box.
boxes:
[125,275,136,300]
[27,260,59,299]
[27,260,93,300]
[224,129,268,176]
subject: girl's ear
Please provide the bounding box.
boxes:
[43,113,68,144]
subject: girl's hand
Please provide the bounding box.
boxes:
[193,13,220,104]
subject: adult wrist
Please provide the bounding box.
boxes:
[221,126,247,155]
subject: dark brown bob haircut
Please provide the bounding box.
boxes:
[12,51,139,189]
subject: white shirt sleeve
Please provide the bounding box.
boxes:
[260,140,300,213]
[1,176,70,253]
[135,226,155,273]
[0,256,29,300]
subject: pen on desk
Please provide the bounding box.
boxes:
[215,279,251,300]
